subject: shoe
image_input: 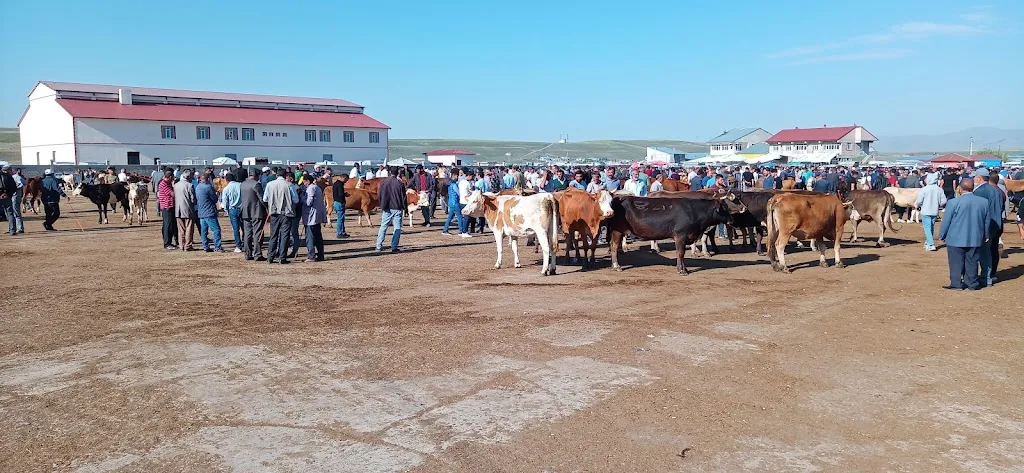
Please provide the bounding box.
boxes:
[941,285,964,290]
[279,259,290,264]
[336,234,343,239]
[233,248,242,253]
[897,219,904,223]
[255,256,267,262]
[459,233,472,238]
[204,248,213,253]
[391,248,401,253]
[165,245,177,250]
[268,258,276,264]
[966,286,982,291]
[245,256,254,261]
[442,232,452,236]
[214,248,226,253]
[375,247,384,252]
[304,258,316,263]
[425,222,432,227]
[340,233,350,238]
[315,257,325,262]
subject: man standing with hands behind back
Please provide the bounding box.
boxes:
[971,168,1005,287]
[938,179,989,291]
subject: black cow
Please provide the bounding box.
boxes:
[608,195,744,274]
[73,182,129,224]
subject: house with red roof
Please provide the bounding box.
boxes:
[766,125,877,163]
[424,149,476,167]
[18,81,390,166]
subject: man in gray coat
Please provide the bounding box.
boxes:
[240,170,267,261]
[971,168,1005,286]
[263,168,295,264]
[173,170,198,251]
[938,179,990,290]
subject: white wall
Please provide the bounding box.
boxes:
[19,87,77,165]
[74,118,388,165]
[427,155,474,167]
[646,149,672,162]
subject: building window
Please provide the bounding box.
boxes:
[161,125,176,139]
[369,132,380,143]
[282,132,287,137]
[263,131,268,136]
[320,130,331,142]
[242,128,255,141]
[796,144,807,151]
[224,127,239,140]
[846,143,854,151]
[305,130,317,142]
[322,154,333,161]
[343,131,354,143]
[196,126,211,140]
[275,132,281,137]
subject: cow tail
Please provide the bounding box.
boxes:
[885,192,901,233]
[765,198,778,263]
[546,195,559,255]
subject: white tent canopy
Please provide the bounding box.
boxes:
[212,157,237,166]
[785,152,839,164]
[315,160,339,166]
[744,152,782,164]
[387,157,418,166]
[691,153,745,164]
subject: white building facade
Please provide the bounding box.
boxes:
[645,147,686,164]
[707,128,773,156]
[424,149,475,167]
[18,81,390,166]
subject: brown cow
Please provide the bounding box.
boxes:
[556,188,614,269]
[660,178,687,192]
[345,188,378,226]
[845,190,898,246]
[781,178,797,190]
[22,176,43,213]
[213,177,228,195]
[345,177,381,194]
[1005,179,1024,193]
[766,193,860,273]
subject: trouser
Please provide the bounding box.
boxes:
[267,214,290,260]
[305,224,324,260]
[443,202,465,233]
[469,216,486,233]
[242,217,265,259]
[43,202,60,227]
[1,200,14,235]
[199,217,222,249]
[979,228,1002,285]
[421,202,431,225]
[333,202,347,236]
[947,246,981,289]
[12,191,23,232]
[176,217,196,249]
[429,191,439,219]
[228,208,243,248]
[922,215,937,247]
[287,212,300,257]
[375,209,403,250]
[896,206,906,219]
[162,208,177,246]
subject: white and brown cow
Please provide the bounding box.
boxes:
[405,189,430,227]
[462,190,559,276]
[127,182,149,225]
[556,188,614,269]
[884,186,922,223]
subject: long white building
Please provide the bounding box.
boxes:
[18,81,390,166]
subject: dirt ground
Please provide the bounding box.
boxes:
[1,196,1022,473]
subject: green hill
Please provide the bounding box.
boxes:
[0,128,19,163]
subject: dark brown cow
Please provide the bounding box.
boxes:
[765,193,859,273]
[844,190,898,246]
[345,188,378,226]
[22,176,43,214]
[556,188,614,269]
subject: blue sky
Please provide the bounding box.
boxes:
[1,0,1020,141]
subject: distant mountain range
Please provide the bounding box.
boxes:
[876,127,1024,154]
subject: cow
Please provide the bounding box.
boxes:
[884,187,922,223]
[646,189,743,256]
[345,188,378,226]
[405,188,430,226]
[61,174,76,193]
[844,190,898,246]
[213,177,228,195]
[556,188,614,269]
[72,182,129,224]
[660,178,688,192]
[781,178,797,190]
[607,194,744,275]
[127,182,149,225]
[461,190,559,276]
[22,176,43,214]
[1005,179,1024,193]
[765,193,860,273]
[346,177,381,194]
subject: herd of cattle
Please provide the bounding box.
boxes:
[22,172,1023,276]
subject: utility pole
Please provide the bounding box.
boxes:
[969,136,974,156]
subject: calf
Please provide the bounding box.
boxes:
[127,182,149,225]
[405,188,430,226]
[884,186,922,223]
[22,176,43,214]
[345,188,378,226]
[462,190,559,276]
[845,190,898,246]
[766,193,859,272]
[556,188,614,269]
[607,194,743,275]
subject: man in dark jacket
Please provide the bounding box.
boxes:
[196,174,224,252]
[331,174,350,238]
[812,174,832,193]
[375,168,406,253]
[825,169,841,194]
[40,169,66,231]
[240,172,267,261]
[0,165,17,235]
[409,165,437,226]
[972,168,1005,287]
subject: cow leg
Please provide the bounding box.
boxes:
[849,221,861,242]
[774,231,791,273]
[565,228,575,264]
[815,239,829,268]
[493,230,504,269]
[572,229,583,266]
[756,228,766,256]
[650,240,658,253]
[705,229,719,255]
[673,234,689,275]
[610,229,624,271]
[834,237,845,268]
[510,236,522,268]
[536,229,554,276]
[876,218,888,247]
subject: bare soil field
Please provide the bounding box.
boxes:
[1,197,1022,473]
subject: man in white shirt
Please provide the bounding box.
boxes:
[349,163,361,179]
[375,165,388,178]
[457,171,474,238]
[118,168,128,182]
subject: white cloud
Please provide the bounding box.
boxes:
[765,11,991,64]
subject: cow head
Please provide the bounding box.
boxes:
[461,190,487,217]
[842,201,861,222]
[71,183,84,196]
[596,190,614,218]
[717,192,747,215]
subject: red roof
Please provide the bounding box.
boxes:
[42,81,361,108]
[425,149,476,156]
[767,126,856,143]
[930,153,972,163]
[57,99,389,129]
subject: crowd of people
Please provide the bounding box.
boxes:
[2,160,1021,289]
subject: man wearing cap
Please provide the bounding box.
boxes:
[0,165,20,235]
[972,168,1005,286]
[40,169,66,231]
[939,179,989,290]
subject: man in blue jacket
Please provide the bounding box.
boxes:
[40,169,67,231]
[971,168,1005,286]
[938,179,989,290]
[195,174,224,252]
